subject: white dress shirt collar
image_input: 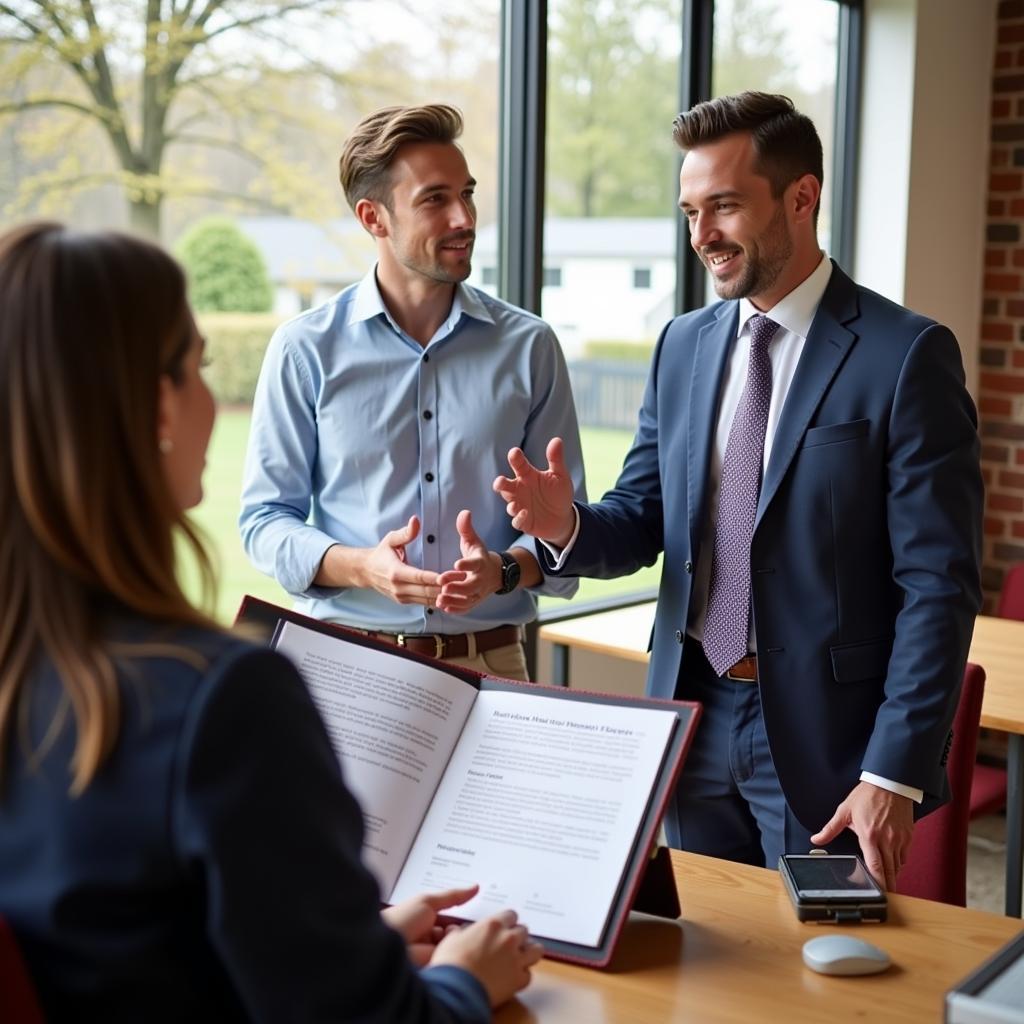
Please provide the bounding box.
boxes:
[736,253,833,340]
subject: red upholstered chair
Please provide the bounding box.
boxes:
[894,662,985,906]
[0,917,44,1024]
[969,566,1024,819]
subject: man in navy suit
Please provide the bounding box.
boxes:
[494,92,983,889]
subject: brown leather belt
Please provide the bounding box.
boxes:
[725,654,758,682]
[363,624,522,660]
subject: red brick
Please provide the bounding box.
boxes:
[995,96,1013,117]
[988,248,1009,267]
[1012,520,1024,538]
[985,272,1022,292]
[990,199,1008,216]
[993,148,1011,167]
[1016,448,1024,465]
[983,467,994,486]
[984,320,1015,341]
[981,371,1024,392]
[1008,299,1024,316]
[988,517,1008,536]
[981,397,1014,417]
[1000,469,1024,488]
[998,47,1015,68]
[1010,199,1024,217]
[983,321,1015,342]
[1012,349,1024,367]
[1013,247,1024,266]
[1018,47,1024,67]
[1000,23,1024,43]
[991,172,1023,191]
[990,492,1024,511]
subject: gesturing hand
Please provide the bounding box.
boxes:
[492,437,576,546]
[810,781,915,890]
[382,885,479,967]
[437,510,502,614]
[360,515,450,606]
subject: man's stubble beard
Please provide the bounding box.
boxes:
[709,203,792,301]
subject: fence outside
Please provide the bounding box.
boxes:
[568,359,649,430]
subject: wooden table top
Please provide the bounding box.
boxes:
[540,608,1024,736]
[496,850,1022,1024]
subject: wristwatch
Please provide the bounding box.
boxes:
[496,551,521,595]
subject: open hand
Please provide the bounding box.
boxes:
[492,437,575,546]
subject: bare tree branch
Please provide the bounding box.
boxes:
[165,131,267,167]
[202,0,334,43]
[0,96,113,122]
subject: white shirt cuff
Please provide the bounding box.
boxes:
[859,771,923,804]
[537,505,581,570]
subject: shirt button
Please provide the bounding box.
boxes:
[423,353,430,363]
[426,607,435,615]
[426,534,435,544]
[684,560,693,574]
[675,630,684,643]
[423,410,433,420]
[425,471,434,482]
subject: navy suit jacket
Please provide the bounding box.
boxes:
[0,618,488,1023]
[544,263,983,832]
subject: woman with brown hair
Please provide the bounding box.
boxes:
[0,222,541,1022]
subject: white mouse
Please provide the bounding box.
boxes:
[802,935,892,976]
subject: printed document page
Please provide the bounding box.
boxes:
[275,622,477,893]
[389,689,677,946]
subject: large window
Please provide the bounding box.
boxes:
[712,0,841,254]
[0,0,858,626]
[527,0,857,613]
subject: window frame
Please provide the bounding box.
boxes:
[498,0,862,675]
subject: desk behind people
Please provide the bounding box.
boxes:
[541,606,1024,919]
[497,851,1021,1024]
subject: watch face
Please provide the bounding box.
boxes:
[501,553,521,593]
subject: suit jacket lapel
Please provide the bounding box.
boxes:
[688,302,737,544]
[756,264,860,524]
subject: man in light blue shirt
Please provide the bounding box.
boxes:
[240,104,585,680]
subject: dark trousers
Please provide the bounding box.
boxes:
[666,641,860,868]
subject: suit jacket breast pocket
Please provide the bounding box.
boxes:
[801,418,870,449]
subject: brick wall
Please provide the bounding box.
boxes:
[979,0,1024,610]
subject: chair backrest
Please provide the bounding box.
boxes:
[893,662,985,906]
[997,563,1024,620]
[0,917,45,1024]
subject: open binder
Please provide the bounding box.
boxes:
[237,596,700,968]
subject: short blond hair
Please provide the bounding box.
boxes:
[339,104,464,210]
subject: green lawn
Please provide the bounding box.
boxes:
[185,408,660,623]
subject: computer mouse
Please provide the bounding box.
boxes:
[802,935,892,976]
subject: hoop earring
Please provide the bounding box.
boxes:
[158,437,174,455]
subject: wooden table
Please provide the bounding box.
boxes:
[540,608,1024,918]
[496,850,1022,1023]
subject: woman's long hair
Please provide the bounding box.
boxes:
[0,222,217,793]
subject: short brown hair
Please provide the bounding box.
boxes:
[673,92,824,222]
[339,104,464,210]
[0,222,216,794]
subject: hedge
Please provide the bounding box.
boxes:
[197,312,284,404]
[582,338,656,363]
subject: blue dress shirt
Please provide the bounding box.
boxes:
[240,268,586,634]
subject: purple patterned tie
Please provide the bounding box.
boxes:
[703,314,779,677]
